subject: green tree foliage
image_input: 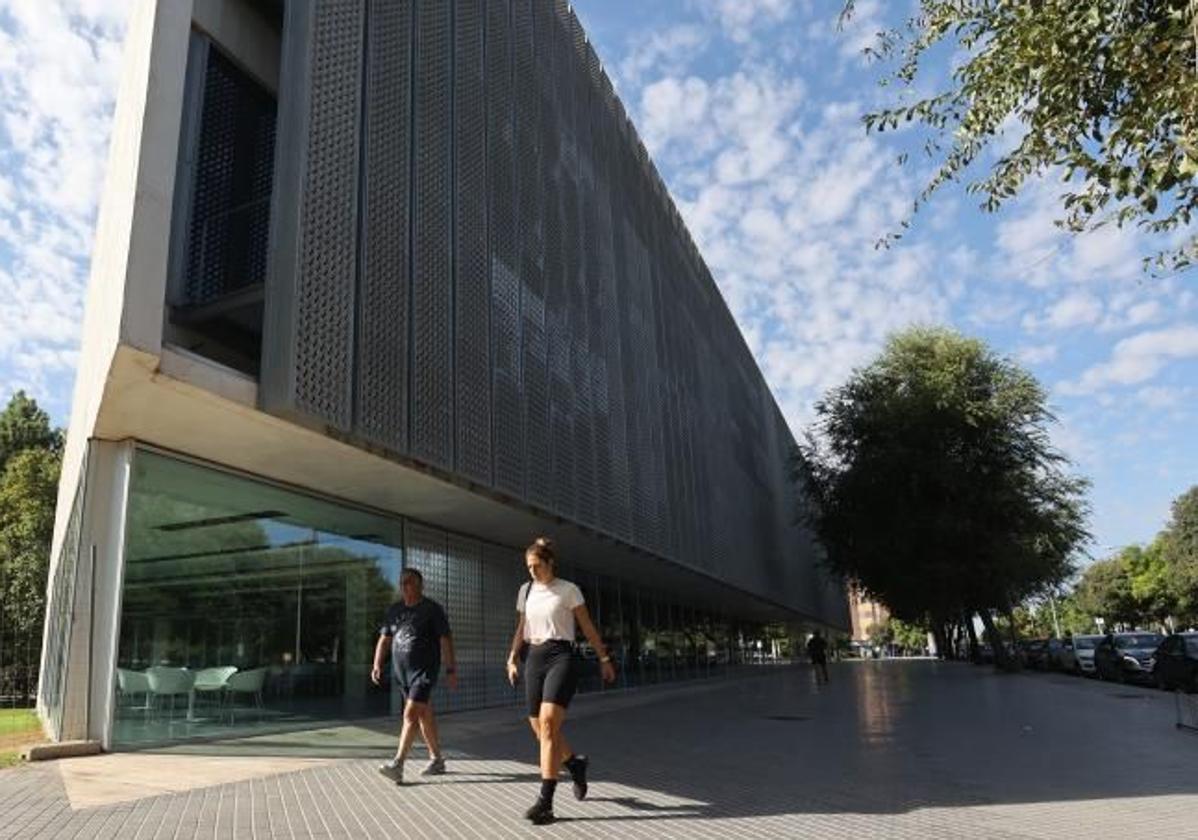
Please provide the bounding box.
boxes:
[795,327,1090,663]
[1124,541,1176,625]
[1160,486,1198,621]
[890,618,930,653]
[0,393,63,700]
[0,391,62,472]
[843,0,1198,273]
[1073,552,1141,627]
[1012,603,1054,638]
[0,449,60,635]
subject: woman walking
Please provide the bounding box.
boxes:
[507,537,616,825]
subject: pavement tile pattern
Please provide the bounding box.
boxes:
[2,662,1196,839]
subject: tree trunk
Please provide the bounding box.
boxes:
[963,611,981,663]
[931,623,949,660]
[979,609,1017,671]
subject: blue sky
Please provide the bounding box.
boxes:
[0,1,1195,563]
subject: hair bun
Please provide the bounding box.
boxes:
[535,536,553,548]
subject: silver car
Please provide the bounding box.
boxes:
[1071,634,1103,675]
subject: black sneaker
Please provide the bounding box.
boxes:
[523,798,555,825]
[565,755,588,800]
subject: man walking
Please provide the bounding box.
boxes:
[806,630,829,685]
[372,568,457,784]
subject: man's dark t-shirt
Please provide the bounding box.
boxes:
[806,635,828,663]
[379,598,451,678]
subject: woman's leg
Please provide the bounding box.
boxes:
[537,702,568,780]
[528,717,574,764]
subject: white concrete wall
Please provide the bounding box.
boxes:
[50,0,192,564]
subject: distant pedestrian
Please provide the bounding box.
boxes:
[506,537,616,825]
[807,630,829,684]
[372,568,457,785]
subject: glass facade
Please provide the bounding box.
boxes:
[112,451,769,749]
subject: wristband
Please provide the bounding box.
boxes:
[599,655,612,664]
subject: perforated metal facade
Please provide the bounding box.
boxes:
[262,0,837,622]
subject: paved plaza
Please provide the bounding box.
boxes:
[2,661,1196,839]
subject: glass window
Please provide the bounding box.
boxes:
[114,451,402,748]
[639,595,660,685]
[596,576,623,690]
[658,601,677,681]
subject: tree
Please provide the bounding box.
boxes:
[0,391,62,472]
[0,393,63,703]
[842,0,1198,273]
[1161,486,1198,622]
[1073,554,1139,628]
[890,618,930,654]
[794,327,1091,669]
[1124,541,1177,629]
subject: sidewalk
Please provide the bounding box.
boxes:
[1,661,1196,839]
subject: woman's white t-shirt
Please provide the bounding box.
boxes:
[517,578,584,642]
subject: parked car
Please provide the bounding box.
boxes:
[1020,639,1051,670]
[1071,635,1103,675]
[1047,637,1076,671]
[1094,632,1165,683]
[1152,633,1198,692]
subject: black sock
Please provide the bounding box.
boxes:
[539,778,557,805]
[563,754,581,774]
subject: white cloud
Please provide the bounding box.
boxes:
[695,0,796,44]
[1022,292,1103,332]
[1134,385,1189,411]
[618,24,709,87]
[1058,325,1198,395]
[0,1,126,408]
[1016,344,1058,366]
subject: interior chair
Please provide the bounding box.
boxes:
[192,666,238,715]
[115,667,150,713]
[145,666,195,723]
[223,667,267,724]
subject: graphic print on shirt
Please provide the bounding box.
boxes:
[379,598,450,673]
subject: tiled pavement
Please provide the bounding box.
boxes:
[2,661,1197,839]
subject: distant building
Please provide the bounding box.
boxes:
[849,589,890,642]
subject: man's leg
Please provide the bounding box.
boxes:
[418,705,441,758]
[379,696,424,784]
[396,699,425,760]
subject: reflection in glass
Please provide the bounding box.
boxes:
[114,452,401,747]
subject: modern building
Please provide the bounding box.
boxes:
[37,0,848,751]
[849,589,890,644]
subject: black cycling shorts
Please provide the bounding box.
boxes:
[396,664,437,704]
[525,640,578,717]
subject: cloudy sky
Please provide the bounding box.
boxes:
[0,0,1195,559]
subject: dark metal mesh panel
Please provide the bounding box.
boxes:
[541,4,573,522]
[411,0,454,467]
[482,543,522,708]
[260,0,845,626]
[293,0,363,429]
[357,0,413,453]
[184,47,276,307]
[444,535,485,711]
[454,0,493,485]
[514,0,551,509]
[486,0,525,498]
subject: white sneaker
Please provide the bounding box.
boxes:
[378,758,404,784]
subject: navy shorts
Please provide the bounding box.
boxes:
[396,665,437,704]
[525,641,578,717]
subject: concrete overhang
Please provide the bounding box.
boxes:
[92,343,824,626]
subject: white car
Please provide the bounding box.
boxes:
[1071,634,1103,675]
